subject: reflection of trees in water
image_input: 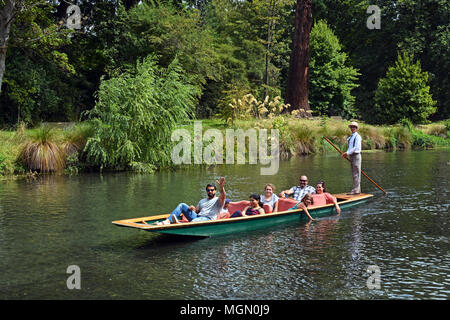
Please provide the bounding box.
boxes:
[187,213,371,299]
[188,216,367,299]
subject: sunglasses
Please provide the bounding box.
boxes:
[300,180,308,182]
[207,189,216,192]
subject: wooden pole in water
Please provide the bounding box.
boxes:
[323,136,387,195]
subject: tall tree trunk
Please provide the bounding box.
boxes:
[285,0,313,114]
[264,0,276,99]
[0,0,17,94]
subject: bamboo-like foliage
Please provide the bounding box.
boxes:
[19,125,65,172]
[84,55,200,169]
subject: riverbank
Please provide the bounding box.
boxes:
[0,117,448,178]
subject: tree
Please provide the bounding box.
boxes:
[0,0,19,94]
[250,0,295,98]
[285,0,313,114]
[313,0,449,121]
[309,20,359,118]
[374,51,436,124]
[0,0,75,125]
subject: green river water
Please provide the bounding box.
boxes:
[0,149,448,299]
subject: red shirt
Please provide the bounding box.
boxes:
[311,193,336,206]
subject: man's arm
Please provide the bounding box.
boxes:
[216,177,226,207]
[279,188,294,198]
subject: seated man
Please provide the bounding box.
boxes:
[157,177,226,225]
[279,175,316,201]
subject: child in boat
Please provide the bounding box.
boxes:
[230,194,265,217]
[311,181,341,214]
[260,183,279,212]
[217,199,232,219]
[288,193,315,221]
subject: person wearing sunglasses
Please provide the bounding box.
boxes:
[157,177,227,225]
[279,175,316,201]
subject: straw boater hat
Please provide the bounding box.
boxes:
[349,121,358,128]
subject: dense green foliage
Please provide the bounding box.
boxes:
[313,0,449,121]
[84,55,199,170]
[374,52,436,124]
[1,0,75,124]
[309,20,359,118]
[0,0,448,129]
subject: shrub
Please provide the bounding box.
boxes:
[374,51,437,124]
[0,153,5,174]
[19,125,65,172]
[359,125,385,149]
[84,56,200,170]
[62,122,95,157]
[420,123,447,139]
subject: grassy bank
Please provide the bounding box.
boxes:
[199,117,449,158]
[0,117,449,178]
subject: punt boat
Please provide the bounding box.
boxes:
[112,193,373,237]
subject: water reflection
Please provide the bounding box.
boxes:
[0,149,449,299]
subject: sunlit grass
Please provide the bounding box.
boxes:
[1,117,448,177]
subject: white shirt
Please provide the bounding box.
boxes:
[347,132,362,155]
[260,194,279,207]
[197,197,222,220]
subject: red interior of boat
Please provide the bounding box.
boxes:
[179,198,301,222]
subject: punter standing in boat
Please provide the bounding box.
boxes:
[157,177,226,225]
[342,122,362,195]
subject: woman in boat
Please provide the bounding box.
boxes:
[311,181,341,214]
[260,183,279,212]
[230,194,266,217]
[288,193,315,221]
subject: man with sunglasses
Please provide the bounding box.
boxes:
[157,177,227,225]
[279,175,316,201]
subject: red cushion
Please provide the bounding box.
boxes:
[277,198,299,211]
[227,201,250,214]
[263,204,272,213]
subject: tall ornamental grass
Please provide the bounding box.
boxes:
[84,56,200,170]
[19,125,65,173]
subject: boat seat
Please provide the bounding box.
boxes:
[228,201,250,214]
[277,198,300,211]
[181,200,275,222]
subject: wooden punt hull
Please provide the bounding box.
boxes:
[112,193,373,237]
